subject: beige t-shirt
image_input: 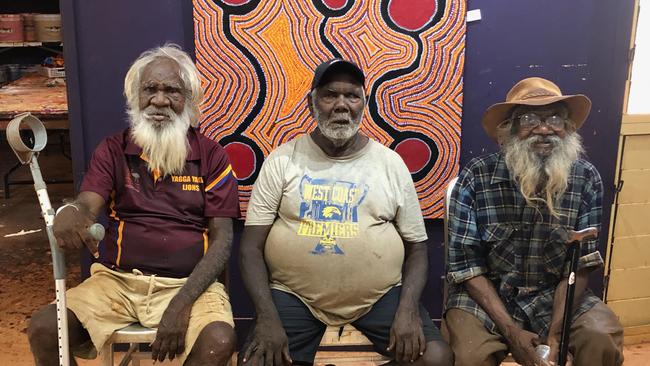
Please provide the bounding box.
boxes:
[246,135,427,326]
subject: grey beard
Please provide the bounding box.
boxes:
[503,132,584,217]
[128,106,191,176]
[312,103,361,147]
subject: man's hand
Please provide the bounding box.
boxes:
[52,203,99,257]
[387,305,426,363]
[507,328,544,366]
[151,298,192,362]
[545,336,574,366]
[241,318,291,366]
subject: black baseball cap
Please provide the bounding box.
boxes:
[311,58,365,90]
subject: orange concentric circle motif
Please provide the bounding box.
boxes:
[193,0,465,218]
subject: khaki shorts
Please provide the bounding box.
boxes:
[445,302,623,366]
[66,263,233,363]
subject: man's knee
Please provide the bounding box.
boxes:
[420,340,454,366]
[571,303,624,366]
[445,309,503,366]
[573,326,623,366]
[452,350,498,366]
[28,304,88,364]
[188,321,236,363]
[28,304,59,348]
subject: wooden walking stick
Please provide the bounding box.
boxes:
[6,113,104,366]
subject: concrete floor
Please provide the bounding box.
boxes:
[1,132,649,365]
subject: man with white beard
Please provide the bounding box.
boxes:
[27,45,240,366]
[445,77,624,366]
[237,59,453,366]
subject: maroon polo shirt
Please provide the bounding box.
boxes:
[80,128,239,278]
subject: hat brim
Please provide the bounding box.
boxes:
[481,94,592,142]
[312,60,365,90]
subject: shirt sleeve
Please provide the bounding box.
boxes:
[245,151,286,226]
[79,139,116,202]
[393,159,427,243]
[575,165,605,270]
[447,166,489,284]
[203,143,240,218]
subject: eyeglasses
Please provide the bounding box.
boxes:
[517,113,567,131]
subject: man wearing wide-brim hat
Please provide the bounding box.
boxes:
[445,77,624,366]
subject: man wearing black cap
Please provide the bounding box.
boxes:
[445,77,624,366]
[238,59,453,366]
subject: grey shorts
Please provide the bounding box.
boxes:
[241,286,443,364]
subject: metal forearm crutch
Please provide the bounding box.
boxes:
[6,113,104,366]
[554,227,598,366]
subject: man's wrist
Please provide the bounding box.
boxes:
[502,323,522,342]
[169,292,194,309]
[546,329,561,343]
[55,203,80,216]
[396,298,418,313]
[257,310,282,326]
[396,287,419,310]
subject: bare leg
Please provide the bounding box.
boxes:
[184,321,236,366]
[28,304,90,366]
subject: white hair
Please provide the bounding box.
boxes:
[124,43,203,126]
[503,129,584,218]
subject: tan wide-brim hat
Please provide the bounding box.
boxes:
[482,77,592,141]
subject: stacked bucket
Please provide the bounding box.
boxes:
[0,13,62,43]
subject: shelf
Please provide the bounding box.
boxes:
[0,41,62,47]
[0,41,43,47]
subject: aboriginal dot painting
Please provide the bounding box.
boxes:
[193,0,465,218]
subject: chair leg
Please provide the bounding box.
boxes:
[3,161,22,199]
[100,342,114,366]
[118,343,139,366]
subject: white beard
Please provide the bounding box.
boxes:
[312,102,362,147]
[503,132,584,217]
[128,106,191,176]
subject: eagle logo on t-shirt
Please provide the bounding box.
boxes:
[296,175,368,255]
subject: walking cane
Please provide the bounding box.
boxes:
[6,113,104,366]
[553,227,598,366]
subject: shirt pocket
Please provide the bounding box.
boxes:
[481,223,515,271]
[543,227,570,278]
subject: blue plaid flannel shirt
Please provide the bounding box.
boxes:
[446,152,604,337]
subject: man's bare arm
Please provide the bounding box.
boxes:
[174,217,233,304]
[151,216,234,361]
[465,275,541,366]
[239,225,277,321]
[388,241,428,362]
[239,224,291,365]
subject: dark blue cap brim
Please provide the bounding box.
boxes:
[311,58,365,90]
